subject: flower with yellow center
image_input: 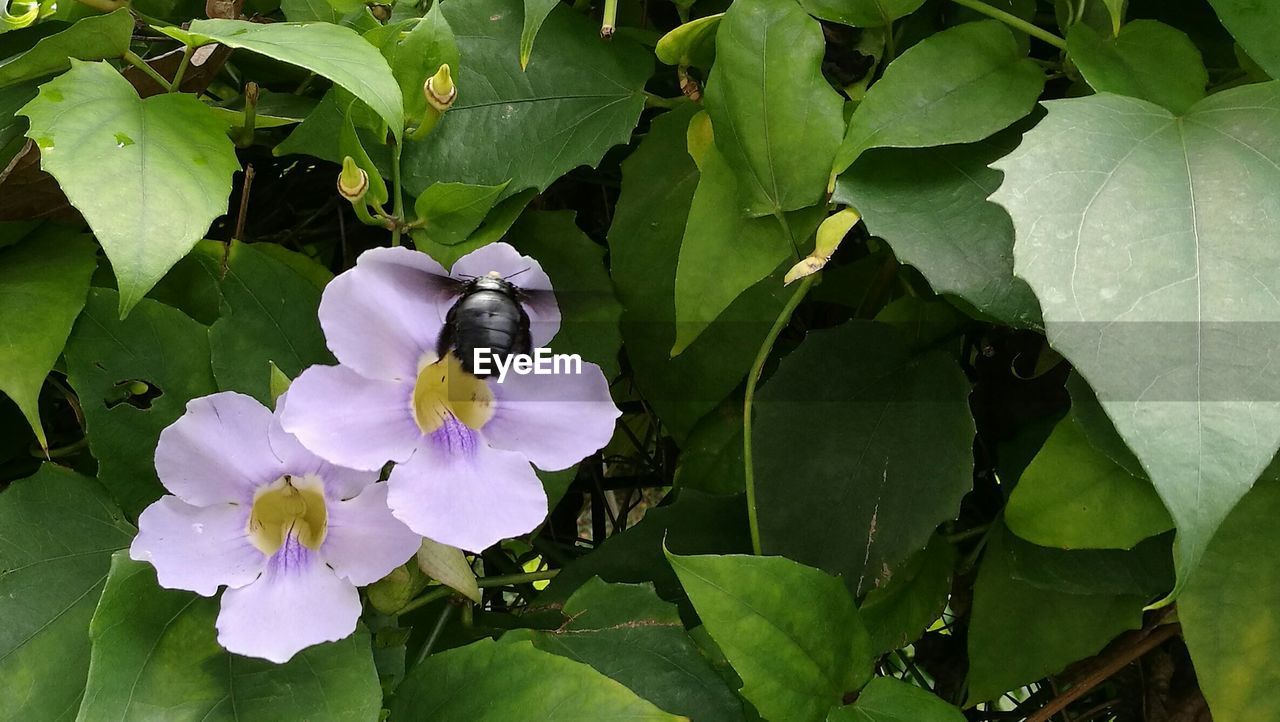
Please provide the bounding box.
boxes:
[130,392,421,663]
[282,243,622,553]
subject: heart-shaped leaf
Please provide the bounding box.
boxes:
[20,61,239,316]
[993,83,1280,590]
[0,9,133,89]
[1067,20,1207,113]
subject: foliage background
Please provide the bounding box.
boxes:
[1,0,1278,720]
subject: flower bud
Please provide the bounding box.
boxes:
[337,156,369,202]
[424,64,457,113]
[785,208,861,285]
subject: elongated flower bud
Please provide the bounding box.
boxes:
[424,64,457,113]
[337,156,369,202]
[785,208,860,285]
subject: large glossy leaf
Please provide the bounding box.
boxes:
[1067,21,1207,113]
[827,677,964,722]
[517,579,745,722]
[176,19,403,136]
[64,289,217,517]
[833,20,1044,174]
[966,528,1145,704]
[509,211,623,379]
[402,0,650,199]
[0,466,134,722]
[1206,0,1280,80]
[78,554,382,721]
[755,322,974,595]
[797,0,926,28]
[992,83,1280,589]
[20,62,238,316]
[392,637,682,720]
[672,146,825,355]
[0,227,95,446]
[667,552,873,722]
[608,105,791,439]
[1006,377,1173,550]
[196,241,334,406]
[1181,477,1280,722]
[834,129,1041,329]
[704,0,844,215]
[0,9,132,88]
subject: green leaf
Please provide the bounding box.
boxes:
[672,146,825,355]
[0,227,96,447]
[673,401,745,496]
[609,106,792,439]
[0,9,132,89]
[280,0,362,23]
[991,83,1280,590]
[1181,477,1280,722]
[413,181,510,246]
[508,210,623,379]
[0,465,134,722]
[392,638,682,720]
[798,0,925,28]
[1006,378,1173,550]
[704,0,844,215]
[667,552,873,722]
[828,677,964,722]
[19,61,239,316]
[416,537,481,603]
[654,14,720,69]
[197,241,334,407]
[754,322,975,595]
[1206,0,1280,79]
[520,578,746,722]
[391,3,459,126]
[1003,532,1173,598]
[78,554,383,721]
[834,130,1041,329]
[1067,20,1207,113]
[519,0,558,70]
[539,490,751,606]
[833,20,1044,175]
[402,0,651,200]
[177,18,404,137]
[859,536,955,655]
[64,288,217,517]
[966,528,1145,704]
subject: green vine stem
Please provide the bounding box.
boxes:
[947,0,1068,50]
[390,137,404,246]
[169,45,194,92]
[121,50,172,92]
[743,273,816,555]
[395,568,560,616]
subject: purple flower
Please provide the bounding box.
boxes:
[130,392,421,663]
[280,243,620,552]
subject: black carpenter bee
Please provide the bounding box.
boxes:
[438,271,533,378]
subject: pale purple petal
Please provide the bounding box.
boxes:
[155,392,287,505]
[483,361,620,471]
[387,419,547,552]
[321,483,421,586]
[269,394,379,500]
[448,242,561,347]
[281,365,421,471]
[216,536,362,663]
[481,361,619,473]
[130,496,263,597]
[319,246,453,381]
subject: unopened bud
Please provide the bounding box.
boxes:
[784,208,860,285]
[424,64,457,113]
[337,156,369,201]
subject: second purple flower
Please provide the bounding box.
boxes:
[281,243,620,552]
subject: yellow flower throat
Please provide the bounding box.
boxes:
[247,474,327,555]
[412,354,495,434]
